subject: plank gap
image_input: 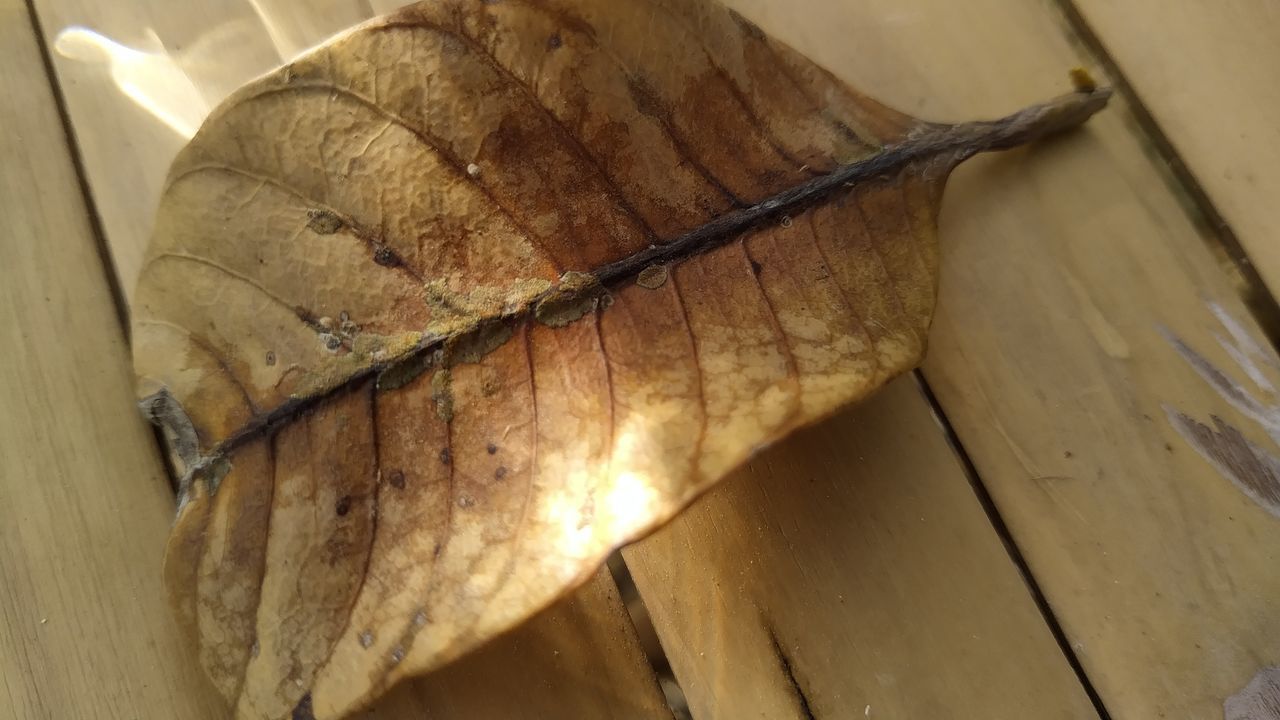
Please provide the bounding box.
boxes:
[911,370,1114,720]
[1048,0,1280,351]
[23,0,130,344]
[608,551,694,720]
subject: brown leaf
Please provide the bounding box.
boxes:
[131,1,1109,717]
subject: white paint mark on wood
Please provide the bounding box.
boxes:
[1226,666,1280,719]
[1164,306,1280,519]
[1165,409,1280,519]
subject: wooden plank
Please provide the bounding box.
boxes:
[368,569,673,720]
[625,378,1099,719]
[711,0,1280,717]
[28,1,674,717]
[1065,0,1280,297]
[0,1,225,716]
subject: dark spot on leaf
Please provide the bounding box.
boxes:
[547,33,562,50]
[265,350,276,366]
[373,246,402,268]
[1063,450,1073,459]
[440,447,452,465]
[291,694,315,720]
[487,443,498,455]
[626,76,664,120]
[388,470,406,490]
[495,466,508,481]
[432,542,442,558]
[750,259,763,276]
[1165,442,1174,453]
[336,495,352,517]
[306,209,342,235]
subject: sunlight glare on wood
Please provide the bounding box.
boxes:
[54,26,209,139]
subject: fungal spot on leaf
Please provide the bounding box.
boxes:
[265,350,276,366]
[547,33,562,50]
[431,369,455,422]
[389,647,405,665]
[387,470,406,490]
[637,265,669,290]
[335,495,352,517]
[457,495,475,509]
[358,630,374,649]
[535,271,604,327]
[487,443,498,455]
[494,466,508,481]
[412,609,428,628]
[447,323,514,366]
[750,259,764,276]
[306,209,343,235]
[378,350,434,392]
[440,447,452,466]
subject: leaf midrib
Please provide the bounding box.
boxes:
[160,86,1110,487]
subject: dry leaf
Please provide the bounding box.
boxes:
[132,1,1109,717]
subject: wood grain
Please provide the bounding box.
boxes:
[716,0,1280,716]
[624,378,1099,719]
[0,0,225,716]
[1065,0,1280,297]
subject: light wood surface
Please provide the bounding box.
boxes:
[1067,0,1280,297]
[0,0,226,715]
[366,569,674,720]
[714,0,1280,717]
[625,378,1098,719]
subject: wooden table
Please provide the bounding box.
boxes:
[4,1,1278,718]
